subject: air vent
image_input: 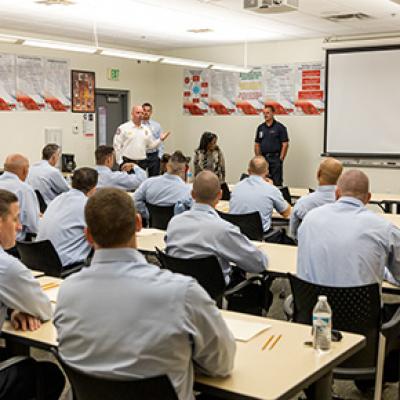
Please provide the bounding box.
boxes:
[324,13,373,22]
[187,28,214,34]
[35,0,75,5]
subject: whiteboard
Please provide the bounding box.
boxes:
[325,46,400,157]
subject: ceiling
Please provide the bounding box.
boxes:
[1,0,400,50]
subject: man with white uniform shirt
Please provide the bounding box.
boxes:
[95,145,146,191]
[113,105,170,171]
[27,143,69,205]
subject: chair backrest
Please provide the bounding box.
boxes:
[288,274,381,369]
[16,240,63,277]
[308,188,315,193]
[53,351,178,400]
[34,190,47,214]
[278,186,292,205]
[146,203,175,230]
[239,173,249,181]
[220,182,231,201]
[217,211,264,241]
[156,249,226,301]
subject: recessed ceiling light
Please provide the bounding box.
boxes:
[23,39,97,53]
[187,28,214,34]
[35,0,75,5]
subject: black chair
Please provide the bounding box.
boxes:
[146,203,175,230]
[278,186,292,205]
[16,240,83,278]
[288,274,400,398]
[51,349,178,400]
[308,188,315,193]
[217,211,264,241]
[156,249,226,301]
[221,182,231,201]
[34,190,47,214]
[239,173,249,181]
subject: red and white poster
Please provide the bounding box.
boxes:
[262,64,295,115]
[208,70,238,115]
[44,58,71,112]
[0,53,16,111]
[16,55,45,111]
[236,68,264,115]
[294,62,325,115]
[183,69,209,115]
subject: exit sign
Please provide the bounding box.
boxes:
[107,68,120,81]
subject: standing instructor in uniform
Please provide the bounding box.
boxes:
[254,105,289,186]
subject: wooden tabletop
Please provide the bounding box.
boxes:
[2,309,364,400]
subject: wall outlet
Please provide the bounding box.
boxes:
[72,123,79,135]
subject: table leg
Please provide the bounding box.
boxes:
[5,339,30,356]
[306,371,333,400]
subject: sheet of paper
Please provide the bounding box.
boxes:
[43,286,59,303]
[224,317,270,342]
[136,228,164,237]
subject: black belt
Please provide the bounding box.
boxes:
[264,153,280,157]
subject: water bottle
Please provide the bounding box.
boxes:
[312,295,332,352]
[187,168,193,183]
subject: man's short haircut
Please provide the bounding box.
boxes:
[193,171,221,203]
[85,188,136,247]
[264,104,275,113]
[249,156,268,175]
[337,170,369,202]
[72,168,98,194]
[95,145,114,165]
[319,158,343,185]
[142,102,152,109]
[168,151,187,174]
[42,144,60,160]
[0,190,18,220]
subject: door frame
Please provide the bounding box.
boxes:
[95,88,129,147]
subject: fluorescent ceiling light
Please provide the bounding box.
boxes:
[160,57,211,68]
[23,39,97,53]
[0,35,20,44]
[211,64,252,73]
[101,48,161,62]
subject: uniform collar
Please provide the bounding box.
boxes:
[69,188,87,198]
[92,248,147,265]
[316,185,336,193]
[192,202,219,217]
[248,175,266,183]
[163,173,183,182]
[264,119,276,128]
[1,171,20,181]
[95,165,111,172]
[337,196,365,208]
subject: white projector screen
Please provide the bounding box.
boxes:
[325,46,400,157]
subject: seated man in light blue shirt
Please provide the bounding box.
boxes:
[55,188,235,400]
[297,170,400,287]
[134,150,191,221]
[230,156,291,234]
[0,154,39,241]
[95,145,146,191]
[290,157,342,239]
[37,167,98,267]
[165,170,268,282]
[27,143,69,205]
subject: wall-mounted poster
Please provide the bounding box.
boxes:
[0,53,16,111]
[183,69,209,115]
[237,68,263,115]
[208,70,238,115]
[71,70,95,113]
[44,58,71,112]
[16,55,45,111]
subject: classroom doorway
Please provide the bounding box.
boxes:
[95,89,129,146]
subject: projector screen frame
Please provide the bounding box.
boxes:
[324,44,400,159]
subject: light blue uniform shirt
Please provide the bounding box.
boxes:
[95,165,146,191]
[229,175,288,232]
[134,173,191,220]
[37,189,91,266]
[297,196,400,287]
[143,119,163,157]
[54,248,235,400]
[0,171,39,241]
[27,160,70,205]
[165,202,268,282]
[0,246,52,329]
[290,185,336,239]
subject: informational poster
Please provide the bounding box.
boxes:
[208,70,238,115]
[294,62,325,115]
[71,70,95,113]
[237,68,263,115]
[262,64,295,115]
[83,113,95,137]
[44,58,71,112]
[183,69,209,115]
[16,55,45,111]
[0,53,16,111]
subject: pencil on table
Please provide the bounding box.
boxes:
[261,335,274,351]
[269,334,282,350]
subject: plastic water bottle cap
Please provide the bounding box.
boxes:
[318,295,327,301]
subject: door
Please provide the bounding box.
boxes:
[95,89,129,146]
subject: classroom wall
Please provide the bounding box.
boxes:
[0,41,158,167]
[154,38,400,193]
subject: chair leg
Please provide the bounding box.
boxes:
[374,333,386,400]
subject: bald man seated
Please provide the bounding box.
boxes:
[0,154,39,241]
[229,156,291,234]
[165,171,268,283]
[290,157,343,239]
[297,169,400,287]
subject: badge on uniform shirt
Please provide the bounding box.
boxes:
[259,130,263,139]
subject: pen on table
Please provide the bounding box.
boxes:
[41,282,59,291]
[269,334,282,350]
[261,335,274,351]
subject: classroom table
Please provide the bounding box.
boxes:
[1,308,364,400]
[32,270,45,278]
